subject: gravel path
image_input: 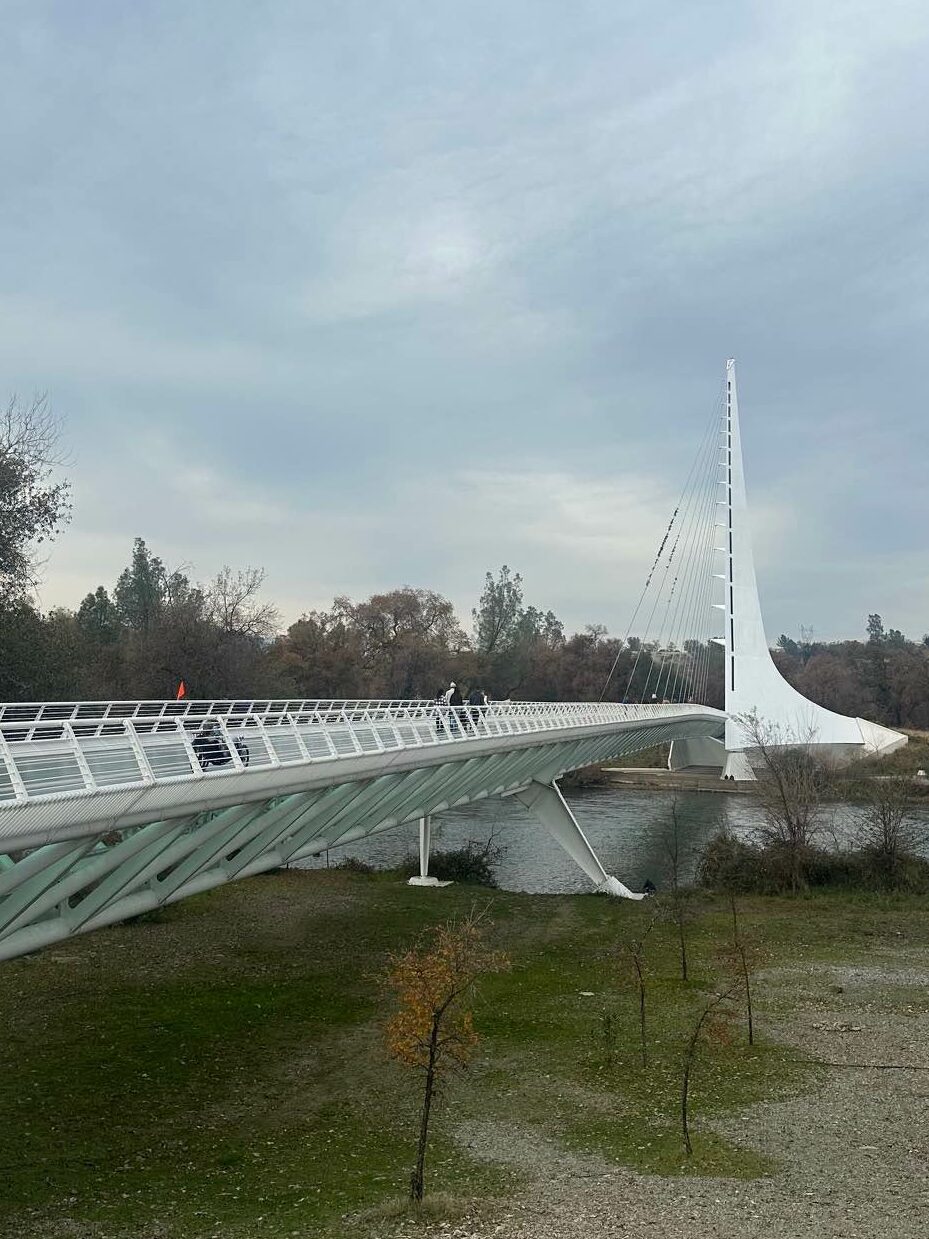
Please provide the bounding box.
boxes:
[387,956,929,1239]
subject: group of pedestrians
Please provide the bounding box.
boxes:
[436,680,490,733]
[190,720,251,770]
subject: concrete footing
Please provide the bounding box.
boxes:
[405,814,454,890]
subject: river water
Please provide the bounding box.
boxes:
[295,784,928,893]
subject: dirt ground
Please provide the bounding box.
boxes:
[397,957,929,1239]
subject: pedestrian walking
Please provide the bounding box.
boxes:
[468,685,486,729]
[448,683,467,733]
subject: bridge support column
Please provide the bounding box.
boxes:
[515,781,643,899]
[722,750,755,781]
[407,815,447,888]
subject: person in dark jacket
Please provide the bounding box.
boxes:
[468,686,486,729]
[448,684,467,732]
[192,721,228,769]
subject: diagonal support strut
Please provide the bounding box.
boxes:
[515,780,643,899]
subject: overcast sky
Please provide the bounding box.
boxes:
[3,0,928,642]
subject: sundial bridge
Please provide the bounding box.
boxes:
[0,362,904,961]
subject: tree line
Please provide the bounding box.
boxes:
[773,615,929,730]
[0,543,718,704]
[2,393,928,719]
[5,535,929,728]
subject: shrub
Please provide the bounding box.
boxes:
[698,834,770,893]
[560,764,611,789]
[855,848,929,893]
[430,848,498,886]
[399,844,499,888]
[698,831,929,894]
[334,856,375,874]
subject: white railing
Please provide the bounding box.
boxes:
[0,697,434,729]
[0,699,719,807]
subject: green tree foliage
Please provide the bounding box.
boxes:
[470,565,566,695]
[350,588,467,697]
[113,538,200,634]
[867,612,885,644]
[77,587,121,644]
[277,589,468,699]
[472,565,525,655]
[0,394,71,607]
[0,602,53,698]
[276,608,365,699]
[777,633,800,658]
[1,539,284,701]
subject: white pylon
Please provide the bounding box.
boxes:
[720,359,905,774]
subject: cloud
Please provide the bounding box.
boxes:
[6,0,929,647]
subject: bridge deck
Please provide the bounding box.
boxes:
[0,700,722,808]
[0,699,725,960]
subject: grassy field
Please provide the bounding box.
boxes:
[1,870,927,1238]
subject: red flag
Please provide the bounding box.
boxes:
[176,680,187,700]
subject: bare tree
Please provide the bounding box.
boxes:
[855,777,925,885]
[681,981,739,1155]
[622,919,655,1069]
[0,394,71,604]
[726,893,755,1045]
[737,712,834,891]
[205,566,280,640]
[659,797,696,981]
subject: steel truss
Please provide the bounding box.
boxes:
[0,700,723,961]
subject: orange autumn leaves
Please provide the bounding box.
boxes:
[384,914,509,1072]
[383,913,509,1201]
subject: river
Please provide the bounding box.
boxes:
[294,783,929,893]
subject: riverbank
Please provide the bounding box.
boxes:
[583,726,929,798]
[601,766,755,793]
[1,872,927,1238]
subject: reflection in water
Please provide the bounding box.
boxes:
[295,785,928,894]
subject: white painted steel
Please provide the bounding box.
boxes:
[669,360,906,776]
[0,697,434,729]
[0,700,717,808]
[0,697,726,960]
[515,780,642,899]
[720,360,907,768]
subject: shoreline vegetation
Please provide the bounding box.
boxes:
[1,868,928,1239]
[564,733,929,895]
